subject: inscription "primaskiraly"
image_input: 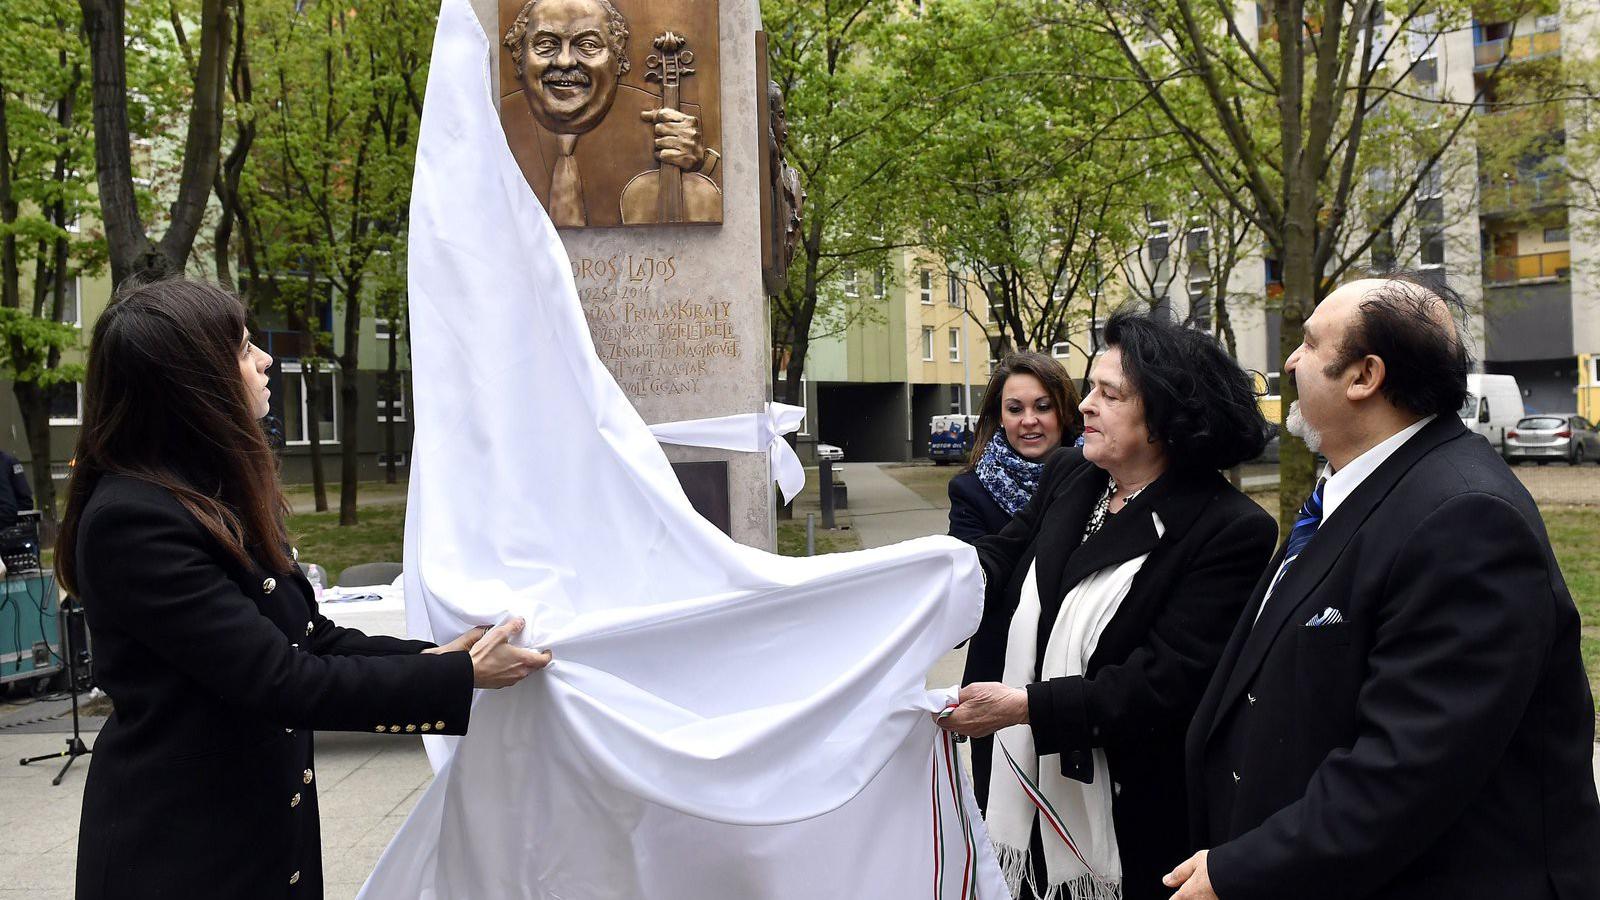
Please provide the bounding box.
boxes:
[575,254,741,397]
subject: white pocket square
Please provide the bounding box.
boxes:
[1304,607,1344,627]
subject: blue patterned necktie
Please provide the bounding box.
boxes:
[1282,479,1326,564]
[1255,479,1326,623]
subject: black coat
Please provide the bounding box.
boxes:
[1187,416,1600,900]
[965,449,1277,899]
[947,470,1015,543]
[74,475,475,900]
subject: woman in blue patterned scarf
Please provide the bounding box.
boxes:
[948,352,1082,543]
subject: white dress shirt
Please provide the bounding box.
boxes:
[1254,415,1436,621]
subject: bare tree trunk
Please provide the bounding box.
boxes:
[213,0,253,290]
[80,0,231,283]
[338,283,361,526]
[290,271,330,513]
[383,309,399,485]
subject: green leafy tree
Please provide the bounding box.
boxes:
[0,0,101,531]
[244,0,426,524]
[766,0,924,408]
[894,0,1151,362]
[1085,0,1538,527]
[79,0,232,284]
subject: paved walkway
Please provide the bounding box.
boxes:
[0,727,432,900]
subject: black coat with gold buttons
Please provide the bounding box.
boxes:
[73,475,474,900]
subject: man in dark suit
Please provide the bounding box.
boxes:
[1166,272,1600,900]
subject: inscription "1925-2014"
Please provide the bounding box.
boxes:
[572,255,741,397]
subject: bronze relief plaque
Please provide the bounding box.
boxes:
[499,0,724,227]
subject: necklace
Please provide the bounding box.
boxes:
[1081,477,1146,544]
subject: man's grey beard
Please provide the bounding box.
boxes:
[1286,400,1323,455]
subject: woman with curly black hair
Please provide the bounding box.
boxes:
[935,310,1277,900]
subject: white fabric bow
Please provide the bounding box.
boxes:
[649,402,808,503]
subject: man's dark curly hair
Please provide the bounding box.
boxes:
[1103,310,1272,470]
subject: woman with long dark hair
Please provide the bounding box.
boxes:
[61,278,548,900]
[948,352,1083,543]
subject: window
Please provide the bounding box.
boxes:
[48,382,82,426]
[376,372,408,423]
[919,270,933,304]
[1536,12,1560,31]
[921,326,934,360]
[1148,233,1170,261]
[873,266,887,299]
[797,375,810,435]
[273,362,339,445]
[1372,228,1397,270]
[986,283,1004,321]
[59,276,81,327]
[1090,318,1107,353]
[946,270,962,307]
[1189,280,1212,331]
[1416,196,1443,224]
[377,452,409,467]
[1420,228,1445,267]
[1050,341,1072,358]
[1590,357,1600,386]
[1185,228,1209,256]
[948,328,961,361]
[1545,226,1570,243]
[1263,371,1282,398]
[1418,162,1442,199]
[51,462,71,481]
[842,268,859,298]
[376,317,398,340]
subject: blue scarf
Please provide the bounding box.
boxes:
[975,430,1047,516]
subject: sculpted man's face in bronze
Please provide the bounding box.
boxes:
[518,0,622,135]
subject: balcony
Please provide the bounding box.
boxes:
[1480,172,1568,216]
[1483,249,1570,285]
[1474,30,1561,69]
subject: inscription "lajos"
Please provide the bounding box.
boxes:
[573,255,740,399]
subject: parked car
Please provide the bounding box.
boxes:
[816,443,844,463]
[1504,414,1600,465]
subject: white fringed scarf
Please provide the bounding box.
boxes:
[985,514,1164,900]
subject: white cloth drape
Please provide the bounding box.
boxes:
[356,3,1008,898]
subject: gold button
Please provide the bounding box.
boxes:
[285,728,294,734]
[263,577,278,594]
[289,871,300,885]
[290,643,299,650]
[290,792,301,808]
[419,723,431,733]
[435,721,446,731]
[374,725,385,733]
[389,725,401,733]
[405,724,416,733]
[302,769,314,784]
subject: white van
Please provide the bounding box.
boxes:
[1460,373,1524,453]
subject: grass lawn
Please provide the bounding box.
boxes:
[775,518,863,556]
[882,461,960,508]
[287,503,407,584]
[1543,507,1600,716]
